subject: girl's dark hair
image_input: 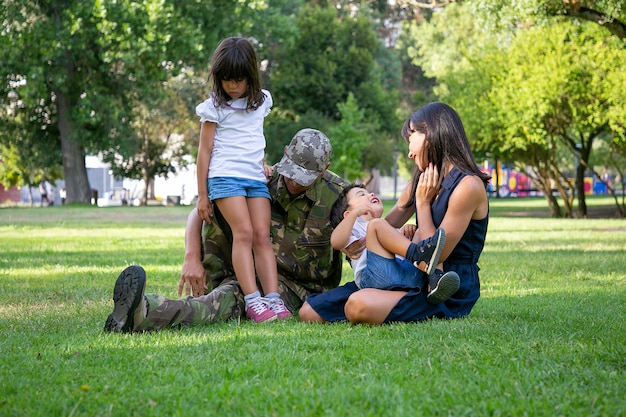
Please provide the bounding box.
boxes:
[330,184,367,229]
[209,37,265,110]
[400,102,491,208]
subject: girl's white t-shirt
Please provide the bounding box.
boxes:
[196,89,272,182]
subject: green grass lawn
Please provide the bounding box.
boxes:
[1,199,625,416]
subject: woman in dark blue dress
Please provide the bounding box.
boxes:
[299,102,491,324]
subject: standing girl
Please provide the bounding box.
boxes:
[195,37,290,322]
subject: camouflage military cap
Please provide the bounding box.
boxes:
[275,128,332,186]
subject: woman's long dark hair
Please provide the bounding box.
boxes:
[400,102,491,208]
[209,37,266,110]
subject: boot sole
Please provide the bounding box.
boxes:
[104,265,146,332]
[427,271,460,304]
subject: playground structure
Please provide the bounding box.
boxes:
[482,163,614,198]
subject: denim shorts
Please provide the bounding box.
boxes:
[359,251,424,290]
[208,177,271,201]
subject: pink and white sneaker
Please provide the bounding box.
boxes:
[267,297,293,320]
[245,297,277,323]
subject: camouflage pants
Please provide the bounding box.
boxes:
[136,276,307,331]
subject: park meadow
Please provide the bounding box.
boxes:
[1,197,624,416]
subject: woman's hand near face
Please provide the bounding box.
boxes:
[416,163,439,205]
[413,163,440,242]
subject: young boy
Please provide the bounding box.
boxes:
[330,184,460,304]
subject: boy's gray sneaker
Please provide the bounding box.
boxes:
[104,265,147,333]
[412,227,445,276]
[427,269,460,304]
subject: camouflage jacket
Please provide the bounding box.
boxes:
[202,170,347,298]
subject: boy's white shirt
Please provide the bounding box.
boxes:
[346,216,405,289]
[347,217,369,288]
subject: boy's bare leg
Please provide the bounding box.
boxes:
[367,219,445,275]
[365,218,411,259]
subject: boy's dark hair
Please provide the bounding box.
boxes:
[330,184,367,229]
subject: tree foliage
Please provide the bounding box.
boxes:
[3,0,625,211]
[408,2,626,217]
[0,0,246,204]
[327,93,373,181]
[270,4,401,133]
[103,70,203,205]
[399,0,626,38]
[468,0,626,39]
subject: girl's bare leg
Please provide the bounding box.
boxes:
[214,196,257,295]
[247,197,278,294]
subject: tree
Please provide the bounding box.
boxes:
[0,0,246,204]
[469,0,626,39]
[328,93,377,181]
[0,76,63,204]
[0,139,62,206]
[103,71,202,205]
[270,4,401,134]
[398,0,626,39]
[2,2,133,204]
[487,22,626,217]
[267,4,401,178]
[406,3,626,217]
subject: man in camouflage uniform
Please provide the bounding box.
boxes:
[104,128,347,332]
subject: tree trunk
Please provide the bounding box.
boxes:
[141,166,151,206]
[543,189,563,218]
[141,184,148,206]
[575,156,587,218]
[535,176,563,217]
[576,157,587,218]
[139,178,156,206]
[56,90,92,204]
[554,180,573,218]
[494,159,500,198]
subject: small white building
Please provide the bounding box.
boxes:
[48,154,407,206]
[85,155,198,206]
